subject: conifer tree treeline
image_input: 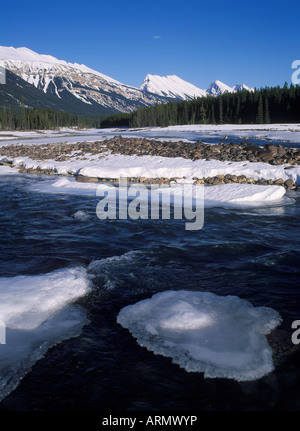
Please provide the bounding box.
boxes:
[0,106,101,130]
[2,83,299,131]
[100,83,300,128]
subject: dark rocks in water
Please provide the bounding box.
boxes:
[0,137,299,167]
[284,178,295,189]
[76,175,99,183]
[274,178,284,185]
[0,159,14,167]
[0,136,299,191]
[211,176,225,185]
[237,175,247,183]
[265,143,279,155]
[277,146,289,157]
[258,150,275,162]
[18,165,57,175]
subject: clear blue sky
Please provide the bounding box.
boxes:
[1,0,299,90]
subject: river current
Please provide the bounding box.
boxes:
[0,167,299,411]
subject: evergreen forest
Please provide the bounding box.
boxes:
[100,83,300,129]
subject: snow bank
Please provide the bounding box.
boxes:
[0,166,19,175]
[204,183,286,205]
[27,178,287,208]
[117,290,282,381]
[0,267,91,401]
[28,178,111,196]
[150,183,286,206]
[77,154,300,184]
[12,151,300,185]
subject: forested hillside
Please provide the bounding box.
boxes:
[0,105,101,130]
[100,83,300,128]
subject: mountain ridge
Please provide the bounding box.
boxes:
[140,74,208,99]
[0,46,170,115]
[0,46,254,116]
[140,75,254,99]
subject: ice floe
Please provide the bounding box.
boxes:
[27,178,288,208]
[0,266,91,401]
[117,290,282,381]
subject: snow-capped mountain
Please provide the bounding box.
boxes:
[206,80,236,96]
[0,46,254,115]
[140,74,208,99]
[140,75,253,100]
[233,83,255,92]
[0,46,168,114]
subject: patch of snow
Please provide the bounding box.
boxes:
[140,74,207,99]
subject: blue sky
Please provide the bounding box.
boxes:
[1,0,299,90]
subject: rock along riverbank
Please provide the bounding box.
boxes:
[0,136,299,190]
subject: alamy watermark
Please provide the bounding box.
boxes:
[96,178,204,230]
[0,320,6,344]
[291,320,300,345]
[291,60,300,85]
[0,62,6,85]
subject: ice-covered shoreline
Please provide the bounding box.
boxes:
[0,141,299,188]
[0,123,300,146]
[0,126,300,203]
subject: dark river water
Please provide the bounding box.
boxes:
[0,170,299,412]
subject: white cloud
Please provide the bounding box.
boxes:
[153,35,162,39]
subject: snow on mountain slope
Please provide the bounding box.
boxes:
[233,83,255,92]
[206,80,236,96]
[140,74,208,100]
[0,46,121,84]
[0,46,168,113]
[141,75,253,101]
[0,46,254,112]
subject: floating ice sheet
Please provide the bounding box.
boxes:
[27,178,287,208]
[0,267,91,401]
[0,166,19,175]
[117,290,282,381]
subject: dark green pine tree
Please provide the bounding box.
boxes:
[8,105,13,130]
[183,103,189,124]
[264,96,270,124]
[218,97,223,124]
[199,103,207,124]
[256,94,264,124]
[21,97,28,129]
[211,103,216,124]
[235,96,241,123]
[1,106,7,130]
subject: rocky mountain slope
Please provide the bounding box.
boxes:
[0,46,254,116]
[0,46,169,115]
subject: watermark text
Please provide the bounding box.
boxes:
[96,178,204,230]
[0,320,6,344]
[291,60,300,85]
[291,320,300,345]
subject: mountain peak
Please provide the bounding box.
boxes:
[0,45,171,115]
[140,74,207,100]
[0,45,121,85]
[206,80,235,96]
[233,83,254,92]
[0,45,254,114]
